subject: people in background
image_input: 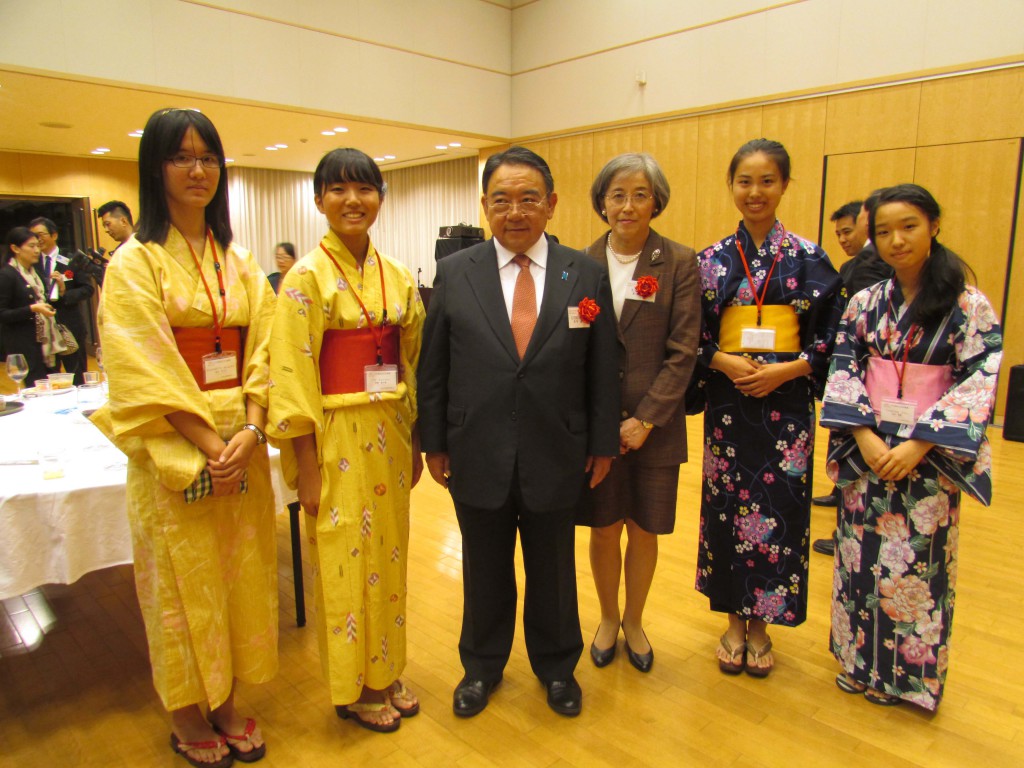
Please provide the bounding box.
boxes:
[0,227,62,387]
[578,153,701,673]
[266,241,296,294]
[418,146,620,718]
[29,216,92,384]
[821,183,1001,709]
[691,138,843,678]
[267,149,424,733]
[95,107,277,767]
[97,200,135,254]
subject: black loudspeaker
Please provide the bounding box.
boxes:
[1003,364,1024,442]
[435,236,483,261]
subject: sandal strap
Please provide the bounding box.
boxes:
[342,701,391,713]
[175,735,226,751]
[719,634,745,659]
[216,717,257,745]
[748,638,773,659]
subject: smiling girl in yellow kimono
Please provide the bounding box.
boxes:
[268,148,424,732]
[96,108,277,767]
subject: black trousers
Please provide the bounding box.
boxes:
[454,484,583,684]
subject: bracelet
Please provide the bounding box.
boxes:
[638,419,654,430]
[241,423,267,445]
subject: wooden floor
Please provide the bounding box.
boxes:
[1,413,1023,767]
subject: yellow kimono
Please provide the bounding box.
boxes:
[94,228,278,711]
[267,231,424,705]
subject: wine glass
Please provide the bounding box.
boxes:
[6,354,29,400]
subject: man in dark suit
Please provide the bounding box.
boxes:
[812,194,893,554]
[418,146,620,718]
[29,217,93,384]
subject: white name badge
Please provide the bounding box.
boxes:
[741,326,776,351]
[365,363,399,392]
[626,281,656,302]
[880,397,917,425]
[202,351,238,385]
[55,254,70,266]
[567,307,590,328]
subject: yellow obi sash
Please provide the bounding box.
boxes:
[719,304,800,353]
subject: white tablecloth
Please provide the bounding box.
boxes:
[0,391,294,601]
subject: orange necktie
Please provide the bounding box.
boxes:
[510,253,536,359]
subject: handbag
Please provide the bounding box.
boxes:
[55,324,79,355]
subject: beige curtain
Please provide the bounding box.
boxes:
[227,157,479,286]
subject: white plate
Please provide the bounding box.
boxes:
[21,385,76,398]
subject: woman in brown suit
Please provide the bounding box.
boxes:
[580,153,702,671]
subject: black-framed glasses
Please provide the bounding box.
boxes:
[168,153,222,169]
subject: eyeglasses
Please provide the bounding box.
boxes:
[604,191,652,206]
[488,198,545,215]
[168,153,222,169]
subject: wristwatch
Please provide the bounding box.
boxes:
[639,419,654,430]
[242,423,267,444]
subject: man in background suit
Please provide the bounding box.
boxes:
[812,194,894,555]
[418,146,620,718]
[29,217,93,384]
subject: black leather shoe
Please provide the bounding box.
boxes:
[812,538,835,556]
[624,633,654,673]
[812,493,838,506]
[453,677,500,718]
[590,639,616,668]
[544,677,582,716]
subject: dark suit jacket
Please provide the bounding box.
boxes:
[584,229,701,466]
[839,242,893,297]
[0,264,49,382]
[418,235,620,512]
[35,250,93,346]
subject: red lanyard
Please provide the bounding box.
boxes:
[885,289,919,399]
[319,241,389,364]
[185,230,227,353]
[735,228,785,326]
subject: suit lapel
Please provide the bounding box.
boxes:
[525,242,577,364]
[466,241,520,364]
[618,232,665,333]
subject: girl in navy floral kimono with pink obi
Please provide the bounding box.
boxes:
[820,184,1002,709]
[693,139,843,678]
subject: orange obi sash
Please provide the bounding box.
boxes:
[320,325,401,395]
[865,357,953,422]
[719,304,800,353]
[172,326,243,391]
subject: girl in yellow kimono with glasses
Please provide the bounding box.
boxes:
[268,149,425,732]
[96,108,277,767]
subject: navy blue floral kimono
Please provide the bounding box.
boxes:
[694,221,842,626]
[820,279,1002,710]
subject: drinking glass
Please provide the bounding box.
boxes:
[6,354,28,399]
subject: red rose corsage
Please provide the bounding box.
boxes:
[577,297,600,323]
[634,275,658,298]
[63,270,74,280]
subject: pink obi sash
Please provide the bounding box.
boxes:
[320,325,401,395]
[865,357,953,422]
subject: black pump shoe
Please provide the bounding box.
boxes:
[624,631,654,673]
[590,640,616,668]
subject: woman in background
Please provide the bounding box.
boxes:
[821,184,1001,709]
[692,138,843,677]
[268,148,425,732]
[579,153,701,672]
[267,242,295,294]
[97,107,277,766]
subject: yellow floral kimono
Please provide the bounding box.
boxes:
[93,228,278,711]
[267,231,423,705]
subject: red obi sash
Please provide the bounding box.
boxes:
[320,325,401,395]
[172,327,243,391]
[865,357,953,422]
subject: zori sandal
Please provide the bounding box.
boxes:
[213,718,266,763]
[169,733,233,768]
[717,634,746,675]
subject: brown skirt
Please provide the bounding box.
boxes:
[577,452,680,535]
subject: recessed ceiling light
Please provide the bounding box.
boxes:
[128,130,144,137]
[374,157,385,162]
[448,142,462,148]
[384,154,395,160]
[321,130,336,136]
[435,145,448,150]
[90,150,105,155]
[226,158,235,163]
[265,146,278,151]
[275,143,288,149]
[334,126,349,133]
[96,147,110,152]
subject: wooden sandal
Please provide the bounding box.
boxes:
[864,688,902,706]
[213,718,266,763]
[717,634,746,675]
[835,673,867,694]
[745,636,773,678]
[336,701,401,733]
[169,733,233,768]
[388,680,420,718]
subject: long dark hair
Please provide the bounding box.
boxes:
[313,148,386,198]
[4,226,36,265]
[868,183,973,326]
[136,108,232,249]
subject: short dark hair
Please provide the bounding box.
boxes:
[136,108,232,249]
[4,226,37,264]
[862,189,884,217]
[28,217,56,235]
[590,153,670,222]
[275,242,296,259]
[482,146,554,196]
[97,200,134,226]
[727,138,791,185]
[313,148,385,198]
[868,183,973,326]
[831,201,862,222]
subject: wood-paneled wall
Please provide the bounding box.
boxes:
[480,65,1024,421]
